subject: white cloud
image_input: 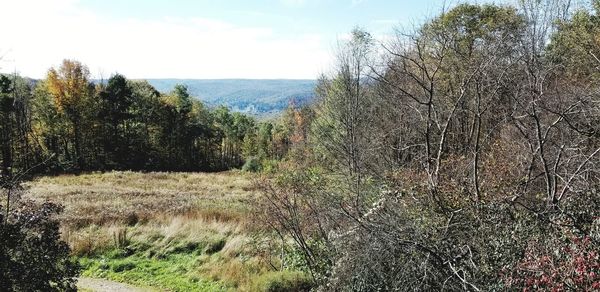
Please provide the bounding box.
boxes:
[0,0,331,79]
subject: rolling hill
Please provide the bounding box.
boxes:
[145,79,317,116]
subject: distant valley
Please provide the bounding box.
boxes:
[146,79,317,116]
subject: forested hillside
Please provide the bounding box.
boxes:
[146,79,315,116]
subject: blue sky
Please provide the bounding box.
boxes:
[78,0,443,36]
[0,0,502,79]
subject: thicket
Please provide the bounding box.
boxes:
[258,1,600,290]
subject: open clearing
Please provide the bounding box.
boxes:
[24,171,287,291]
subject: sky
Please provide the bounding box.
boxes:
[0,0,498,79]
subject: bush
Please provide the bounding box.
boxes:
[261,159,279,173]
[506,235,600,290]
[242,157,262,172]
[251,271,312,292]
[0,200,80,291]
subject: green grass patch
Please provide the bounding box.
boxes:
[80,251,228,291]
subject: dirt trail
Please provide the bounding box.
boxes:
[77,277,153,292]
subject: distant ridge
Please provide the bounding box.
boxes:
[145,79,317,116]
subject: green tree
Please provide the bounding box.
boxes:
[257,122,273,158]
[548,1,600,80]
[172,84,192,114]
[128,80,162,169]
[242,128,258,159]
[97,73,133,167]
[0,75,14,178]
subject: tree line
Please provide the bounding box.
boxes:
[0,60,301,177]
[258,0,600,290]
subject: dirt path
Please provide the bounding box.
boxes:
[77,277,152,292]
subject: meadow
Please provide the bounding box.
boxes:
[24,171,309,291]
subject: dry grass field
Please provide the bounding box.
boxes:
[24,171,308,291]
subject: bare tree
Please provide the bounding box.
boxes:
[311,28,381,216]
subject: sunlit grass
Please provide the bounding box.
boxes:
[23,171,293,291]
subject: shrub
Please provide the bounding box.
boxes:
[261,159,279,173]
[506,235,600,290]
[242,157,261,172]
[0,200,80,291]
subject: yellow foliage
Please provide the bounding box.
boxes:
[46,59,90,114]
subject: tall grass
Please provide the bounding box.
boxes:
[24,171,300,291]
